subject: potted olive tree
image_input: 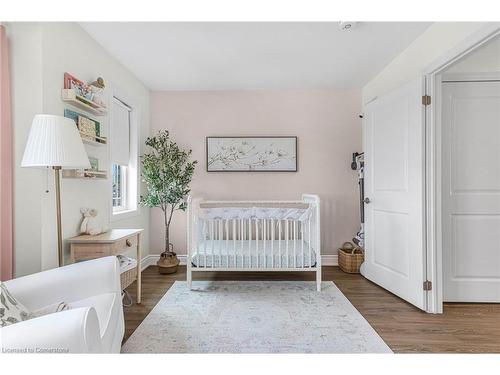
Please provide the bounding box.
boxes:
[140,130,197,274]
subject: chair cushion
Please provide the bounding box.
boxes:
[69,292,119,350]
[0,282,31,327]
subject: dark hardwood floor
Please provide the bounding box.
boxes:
[123,266,500,353]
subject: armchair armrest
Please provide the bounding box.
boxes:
[0,307,102,353]
[4,256,121,311]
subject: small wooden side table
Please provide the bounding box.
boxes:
[67,229,143,303]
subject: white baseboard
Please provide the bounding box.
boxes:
[141,254,338,270]
[321,255,338,266]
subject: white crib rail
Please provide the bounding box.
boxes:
[187,194,321,291]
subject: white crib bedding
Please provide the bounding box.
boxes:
[191,240,317,269]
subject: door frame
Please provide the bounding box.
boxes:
[423,23,500,313]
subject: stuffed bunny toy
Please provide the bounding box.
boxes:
[80,207,107,235]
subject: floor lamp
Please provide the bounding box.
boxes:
[21,114,90,267]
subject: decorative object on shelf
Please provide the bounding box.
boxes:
[88,157,99,171]
[64,72,94,102]
[78,116,98,140]
[64,109,106,145]
[79,207,107,236]
[21,115,90,267]
[62,72,107,115]
[89,77,106,107]
[64,109,101,136]
[62,89,107,115]
[140,130,197,274]
[206,136,297,172]
[338,242,364,274]
[89,77,105,89]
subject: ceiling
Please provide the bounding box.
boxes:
[80,22,432,91]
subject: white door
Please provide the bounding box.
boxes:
[442,80,500,302]
[362,78,427,310]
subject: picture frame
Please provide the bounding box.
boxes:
[206,136,298,172]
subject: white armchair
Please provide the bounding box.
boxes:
[0,256,124,353]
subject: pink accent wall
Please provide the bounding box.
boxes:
[150,89,361,257]
[0,25,13,280]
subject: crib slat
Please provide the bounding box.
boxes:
[286,220,289,268]
[203,220,207,268]
[307,218,312,268]
[240,219,244,267]
[301,221,304,268]
[279,220,282,268]
[253,219,257,268]
[262,219,265,268]
[218,219,224,267]
[213,220,216,267]
[233,219,236,268]
[225,219,229,268]
[293,220,297,268]
[271,219,274,269]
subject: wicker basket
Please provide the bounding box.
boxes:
[120,267,137,290]
[338,242,364,274]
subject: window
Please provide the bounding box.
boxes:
[112,163,127,210]
[111,96,135,215]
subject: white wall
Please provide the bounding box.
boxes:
[445,35,500,74]
[8,23,151,276]
[362,22,493,103]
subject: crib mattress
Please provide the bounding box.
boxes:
[191,240,317,269]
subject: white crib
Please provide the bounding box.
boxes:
[186,194,321,291]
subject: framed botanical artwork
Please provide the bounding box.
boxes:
[206,136,297,172]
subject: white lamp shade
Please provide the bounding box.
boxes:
[21,114,91,169]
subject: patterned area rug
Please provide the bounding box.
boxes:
[122,281,392,353]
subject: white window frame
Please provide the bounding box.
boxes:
[109,85,141,222]
[112,163,128,212]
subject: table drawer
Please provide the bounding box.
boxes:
[72,243,113,260]
[112,235,138,254]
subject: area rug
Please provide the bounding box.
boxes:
[121,281,392,353]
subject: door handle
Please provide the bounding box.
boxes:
[364,197,371,204]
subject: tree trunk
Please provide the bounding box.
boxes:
[163,205,175,256]
[163,207,171,255]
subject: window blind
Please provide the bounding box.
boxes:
[111,97,131,166]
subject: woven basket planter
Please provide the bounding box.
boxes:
[338,242,364,274]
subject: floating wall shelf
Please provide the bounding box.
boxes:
[80,132,107,146]
[63,169,108,180]
[61,89,107,116]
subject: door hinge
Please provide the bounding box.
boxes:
[422,95,431,106]
[423,280,432,291]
